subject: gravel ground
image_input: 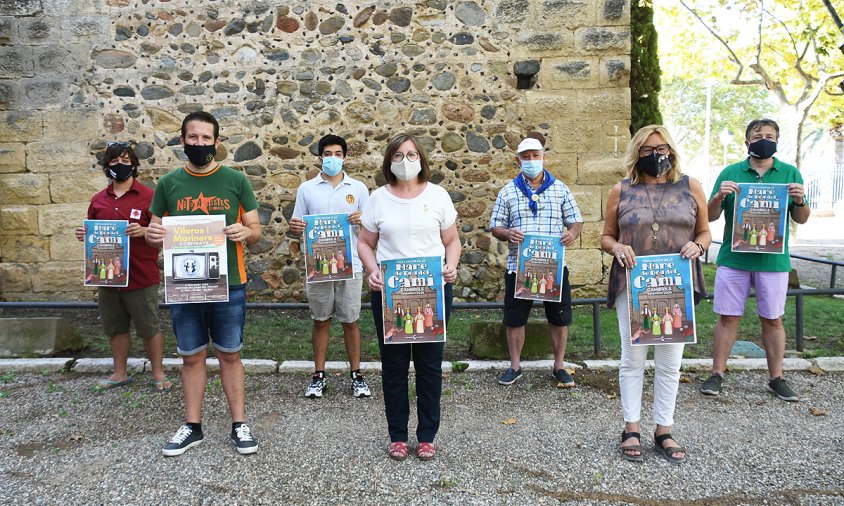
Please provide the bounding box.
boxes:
[1,369,842,505]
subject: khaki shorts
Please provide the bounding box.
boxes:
[97,285,160,339]
[305,272,363,323]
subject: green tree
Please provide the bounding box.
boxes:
[630,0,664,133]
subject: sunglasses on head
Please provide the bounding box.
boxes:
[106,141,132,148]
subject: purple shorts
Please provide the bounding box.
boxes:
[713,266,789,319]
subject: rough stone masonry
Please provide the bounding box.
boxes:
[0,0,631,303]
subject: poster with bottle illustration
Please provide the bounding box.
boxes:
[83,220,129,287]
[514,234,565,302]
[626,253,696,346]
[731,183,788,255]
[162,215,228,304]
[380,256,446,344]
[303,213,354,283]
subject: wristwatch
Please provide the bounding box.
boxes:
[793,198,806,207]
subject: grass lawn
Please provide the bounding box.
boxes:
[4,265,844,362]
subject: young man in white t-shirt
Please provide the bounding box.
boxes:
[289,135,371,399]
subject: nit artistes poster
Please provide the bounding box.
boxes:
[380,256,446,344]
[515,234,565,302]
[303,213,354,283]
[83,220,129,287]
[626,253,696,346]
[162,215,228,304]
[731,183,788,255]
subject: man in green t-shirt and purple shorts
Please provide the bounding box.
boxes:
[146,111,262,456]
[700,119,811,402]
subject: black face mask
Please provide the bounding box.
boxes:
[108,163,134,182]
[747,139,777,159]
[636,153,672,178]
[183,144,217,167]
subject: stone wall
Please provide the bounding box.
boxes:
[0,0,630,302]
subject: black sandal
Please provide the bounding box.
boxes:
[620,431,644,462]
[654,433,687,464]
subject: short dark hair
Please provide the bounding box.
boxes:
[381,134,431,185]
[745,119,779,140]
[101,145,140,179]
[318,134,347,157]
[181,111,219,140]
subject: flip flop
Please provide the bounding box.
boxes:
[152,378,173,392]
[95,377,133,390]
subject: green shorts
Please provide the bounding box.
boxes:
[97,285,161,339]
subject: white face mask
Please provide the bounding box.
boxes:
[390,159,422,181]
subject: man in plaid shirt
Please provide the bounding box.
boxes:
[489,137,583,387]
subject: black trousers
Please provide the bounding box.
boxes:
[371,283,453,443]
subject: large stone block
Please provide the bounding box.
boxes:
[534,0,595,29]
[30,261,80,291]
[50,172,105,203]
[545,153,578,183]
[42,108,100,140]
[0,46,33,79]
[21,77,67,108]
[0,110,42,141]
[0,173,50,204]
[576,88,631,118]
[0,318,84,358]
[525,91,578,123]
[599,0,630,25]
[571,185,602,221]
[38,202,87,235]
[0,17,16,45]
[579,220,604,249]
[469,320,554,360]
[60,16,108,42]
[0,142,25,173]
[33,44,88,74]
[0,262,30,291]
[49,231,82,261]
[0,79,19,109]
[19,17,58,44]
[574,26,630,55]
[0,235,49,262]
[578,154,626,185]
[1,0,43,15]
[599,56,630,86]
[538,57,599,89]
[512,30,574,57]
[26,141,90,172]
[0,205,38,234]
[566,248,603,285]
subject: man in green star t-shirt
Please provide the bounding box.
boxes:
[700,119,810,402]
[146,111,262,457]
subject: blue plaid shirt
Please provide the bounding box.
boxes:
[489,177,583,272]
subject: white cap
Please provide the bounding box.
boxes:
[517,137,544,154]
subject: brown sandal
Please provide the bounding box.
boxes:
[388,441,407,461]
[654,433,687,464]
[620,431,644,462]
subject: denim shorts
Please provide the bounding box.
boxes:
[170,284,246,356]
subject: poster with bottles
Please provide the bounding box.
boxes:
[162,215,228,304]
[83,220,129,287]
[514,234,565,302]
[731,183,789,255]
[380,256,446,344]
[626,253,696,346]
[303,213,354,283]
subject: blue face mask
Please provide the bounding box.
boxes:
[520,159,543,178]
[321,156,344,177]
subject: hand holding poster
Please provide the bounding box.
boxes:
[626,253,696,346]
[731,183,788,254]
[380,256,446,344]
[83,220,129,287]
[162,215,228,304]
[303,213,354,283]
[515,234,565,302]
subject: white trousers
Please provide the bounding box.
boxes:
[616,293,684,427]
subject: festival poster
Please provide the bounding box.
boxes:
[626,253,696,346]
[514,234,565,302]
[162,215,228,304]
[83,220,129,287]
[303,213,354,283]
[380,256,446,344]
[731,183,789,254]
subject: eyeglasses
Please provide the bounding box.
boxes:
[391,151,419,163]
[638,144,670,157]
[107,141,132,148]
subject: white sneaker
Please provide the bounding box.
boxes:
[351,374,371,398]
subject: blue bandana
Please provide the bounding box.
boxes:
[513,170,556,216]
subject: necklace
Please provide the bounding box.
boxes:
[643,182,668,250]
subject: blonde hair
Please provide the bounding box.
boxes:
[623,125,683,185]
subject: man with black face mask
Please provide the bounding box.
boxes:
[702,119,811,402]
[146,111,263,457]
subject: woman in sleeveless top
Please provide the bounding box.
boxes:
[601,125,711,464]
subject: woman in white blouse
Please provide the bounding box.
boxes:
[358,134,461,462]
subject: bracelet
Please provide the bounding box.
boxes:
[695,243,705,255]
[793,199,806,207]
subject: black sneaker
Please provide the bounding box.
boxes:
[552,369,575,387]
[305,373,327,398]
[498,368,523,385]
[700,374,723,396]
[351,373,371,398]
[231,423,258,455]
[767,377,798,402]
[162,424,203,457]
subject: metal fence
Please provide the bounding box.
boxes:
[804,162,844,210]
